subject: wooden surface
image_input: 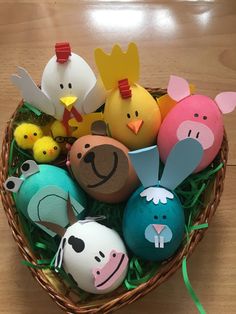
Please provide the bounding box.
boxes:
[0,0,236,313]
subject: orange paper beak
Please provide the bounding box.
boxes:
[127,119,143,135]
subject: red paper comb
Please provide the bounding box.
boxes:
[55,42,71,63]
[118,79,132,99]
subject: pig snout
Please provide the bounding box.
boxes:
[176,120,214,150]
[93,250,128,291]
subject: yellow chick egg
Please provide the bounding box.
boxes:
[104,84,161,150]
[50,120,75,152]
[14,123,43,150]
[33,136,60,163]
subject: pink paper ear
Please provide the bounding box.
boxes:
[167,75,191,102]
[215,92,236,114]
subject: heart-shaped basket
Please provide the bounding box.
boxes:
[0,88,228,314]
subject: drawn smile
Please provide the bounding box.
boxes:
[96,254,125,288]
[87,152,118,188]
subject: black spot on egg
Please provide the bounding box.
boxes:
[68,236,85,253]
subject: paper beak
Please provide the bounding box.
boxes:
[60,96,78,111]
[127,119,143,135]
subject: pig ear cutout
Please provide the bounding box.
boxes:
[21,160,40,178]
[167,75,191,102]
[4,177,24,193]
[215,92,236,114]
[160,138,203,190]
[128,146,159,188]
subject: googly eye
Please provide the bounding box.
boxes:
[21,160,40,178]
[4,177,24,193]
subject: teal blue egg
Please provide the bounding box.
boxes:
[123,185,185,261]
[15,164,86,221]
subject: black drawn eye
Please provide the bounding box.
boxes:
[33,133,37,136]
[194,113,199,117]
[54,146,58,150]
[84,144,90,149]
[68,83,72,89]
[203,115,207,120]
[162,215,167,219]
[43,151,47,155]
[127,113,131,118]
[135,110,139,117]
[24,135,28,139]
[60,84,64,89]
[77,153,82,159]
[154,215,158,220]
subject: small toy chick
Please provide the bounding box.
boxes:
[94,43,161,150]
[14,123,43,149]
[33,136,60,163]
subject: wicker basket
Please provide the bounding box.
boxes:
[0,89,228,314]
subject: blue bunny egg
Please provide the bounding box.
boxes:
[123,185,185,261]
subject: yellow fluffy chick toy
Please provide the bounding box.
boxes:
[33,136,60,163]
[94,43,161,150]
[14,123,43,149]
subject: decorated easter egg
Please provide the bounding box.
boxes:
[123,186,185,261]
[122,139,203,261]
[158,76,236,172]
[55,220,129,294]
[95,43,161,150]
[69,134,139,203]
[4,160,86,236]
[104,84,161,150]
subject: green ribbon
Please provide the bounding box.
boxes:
[23,102,42,116]
[182,257,206,314]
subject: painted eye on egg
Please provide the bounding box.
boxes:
[24,135,28,139]
[203,115,207,120]
[162,215,167,219]
[43,151,47,155]
[135,110,139,117]
[127,113,131,118]
[33,133,37,136]
[60,84,64,89]
[68,83,72,89]
[84,144,90,148]
[154,215,158,220]
[194,113,199,117]
[77,153,82,159]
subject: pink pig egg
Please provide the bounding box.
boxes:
[157,94,224,172]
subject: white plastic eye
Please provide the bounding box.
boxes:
[21,160,39,178]
[4,177,24,193]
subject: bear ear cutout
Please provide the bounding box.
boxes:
[167,75,191,102]
[215,92,236,114]
[128,146,159,188]
[4,177,24,193]
[21,160,39,178]
[160,138,203,191]
[91,120,107,136]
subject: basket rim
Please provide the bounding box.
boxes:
[0,94,228,314]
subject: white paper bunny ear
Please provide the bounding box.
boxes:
[160,138,203,191]
[215,92,236,114]
[167,75,191,102]
[54,237,67,271]
[128,146,159,188]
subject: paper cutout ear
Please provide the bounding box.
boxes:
[4,177,24,193]
[128,146,159,188]
[160,138,203,191]
[215,92,236,114]
[54,237,66,271]
[28,186,84,237]
[167,75,191,102]
[91,120,107,136]
[94,42,139,90]
[21,160,40,178]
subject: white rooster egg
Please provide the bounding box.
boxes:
[41,53,96,120]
